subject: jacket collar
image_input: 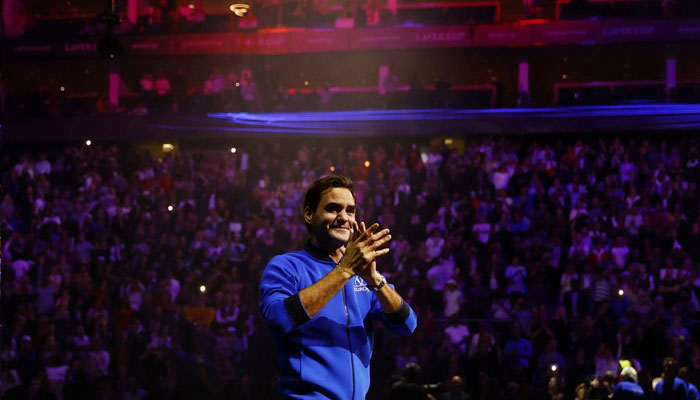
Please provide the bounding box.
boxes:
[305,240,341,264]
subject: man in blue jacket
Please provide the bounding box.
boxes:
[260,175,418,399]
[654,357,689,400]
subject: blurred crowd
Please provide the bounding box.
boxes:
[2,133,700,399]
[131,67,305,115]
[1,67,473,118]
[130,67,461,115]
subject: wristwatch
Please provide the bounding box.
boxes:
[367,276,387,292]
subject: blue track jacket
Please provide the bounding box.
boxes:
[259,243,418,399]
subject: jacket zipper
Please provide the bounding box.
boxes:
[343,286,356,400]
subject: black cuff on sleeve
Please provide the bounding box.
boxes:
[284,293,311,327]
[385,301,410,324]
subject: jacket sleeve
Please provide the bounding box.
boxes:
[259,256,311,336]
[369,283,417,337]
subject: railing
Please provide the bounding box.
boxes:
[555,0,662,20]
[301,83,499,107]
[15,83,498,117]
[395,1,501,23]
[553,79,700,104]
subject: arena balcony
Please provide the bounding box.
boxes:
[5,0,700,42]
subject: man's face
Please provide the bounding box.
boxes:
[305,187,356,246]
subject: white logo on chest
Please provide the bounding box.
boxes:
[353,276,369,292]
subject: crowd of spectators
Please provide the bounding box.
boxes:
[0,67,469,118]
[6,65,700,119]
[131,67,464,115]
[2,133,700,399]
[133,68,279,115]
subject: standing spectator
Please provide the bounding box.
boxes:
[505,257,527,302]
[240,71,260,111]
[594,344,618,379]
[140,73,155,110]
[443,278,464,318]
[35,277,55,316]
[444,315,470,355]
[424,229,446,261]
[382,66,400,108]
[503,322,533,374]
[473,215,492,247]
[154,72,171,113]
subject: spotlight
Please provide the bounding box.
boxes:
[550,364,558,372]
[230,147,237,154]
[618,289,624,296]
[60,86,65,92]
[162,143,174,152]
[364,160,370,168]
[330,165,336,172]
[200,285,206,293]
[168,205,174,212]
[229,3,250,17]
[85,140,92,146]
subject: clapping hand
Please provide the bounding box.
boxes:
[340,221,391,281]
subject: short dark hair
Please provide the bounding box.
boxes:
[303,175,355,214]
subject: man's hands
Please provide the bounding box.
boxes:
[300,221,394,319]
[337,221,391,284]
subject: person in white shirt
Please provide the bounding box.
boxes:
[11,259,32,281]
[35,153,51,176]
[89,342,111,377]
[472,216,492,245]
[443,279,464,317]
[611,236,630,269]
[444,315,470,354]
[426,257,454,292]
[424,229,445,261]
[162,271,180,303]
[491,164,512,191]
[72,325,91,349]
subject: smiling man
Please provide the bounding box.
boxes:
[259,174,417,399]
